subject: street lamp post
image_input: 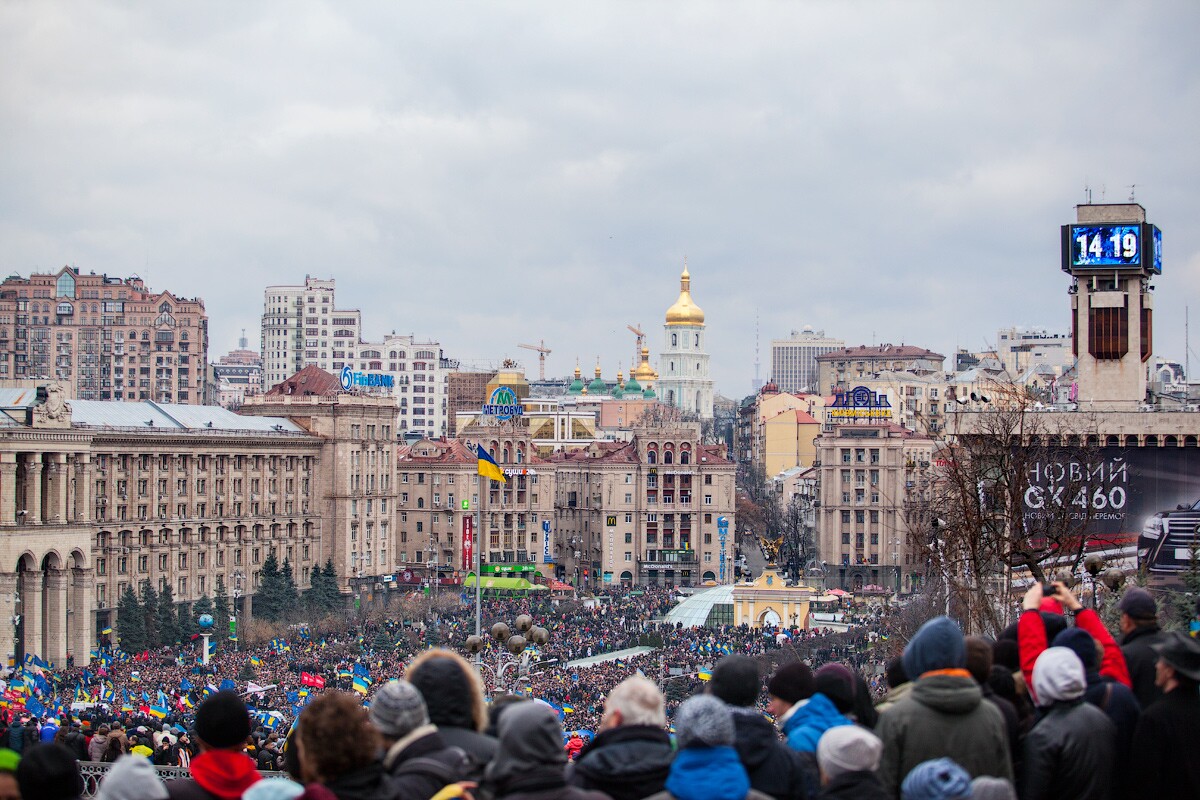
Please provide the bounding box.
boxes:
[465,614,551,696]
[231,570,244,652]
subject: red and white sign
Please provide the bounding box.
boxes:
[462,516,474,571]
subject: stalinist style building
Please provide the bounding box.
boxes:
[657,264,714,420]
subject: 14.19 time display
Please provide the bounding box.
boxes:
[1068,224,1141,267]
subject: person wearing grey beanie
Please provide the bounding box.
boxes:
[644,696,772,800]
[970,776,1017,800]
[97,754,168,800]
[900,758,971,800]
[815,726,886,800]
[368,680,470,798]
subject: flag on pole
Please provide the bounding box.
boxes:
[351,675,370,695]
[475,445,506,483]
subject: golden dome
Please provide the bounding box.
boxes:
[632,345,659,383]
[665,264,705,327]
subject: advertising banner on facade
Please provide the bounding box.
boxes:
[462,516,474,571]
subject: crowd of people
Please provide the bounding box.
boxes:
[1,572,1196,799]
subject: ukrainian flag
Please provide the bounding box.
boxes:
[352,675,370,695]
[697,670,712,681]
[561,704,575,713]
[250,656,262,667]
[148,705,169,719]
[476,445,506,484]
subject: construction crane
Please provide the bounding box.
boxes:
[627,324,645,368]
[518,340,552,380]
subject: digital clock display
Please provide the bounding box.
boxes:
[1068,224,1142,267]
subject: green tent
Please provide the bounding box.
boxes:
[463,575,549,592]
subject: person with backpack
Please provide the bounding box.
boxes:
[369,680,469,800]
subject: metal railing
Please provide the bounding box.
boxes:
[78,761,285,799]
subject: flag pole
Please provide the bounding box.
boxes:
[475,472,485,656]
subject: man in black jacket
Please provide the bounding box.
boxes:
[569,675,675,800]
[710,655,817,800]
[1118,587,1169,708]
[371,679,469,800]
[1022,647,1115,800]
[1129,633,1200,799]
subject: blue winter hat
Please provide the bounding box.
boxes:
[1052,628,1098,674]
[901,758,972,800]
[903,616,965,679]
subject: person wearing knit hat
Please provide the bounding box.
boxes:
[876,616,1013,796]
[96,754,169,800]
[815,726,886,800]
[711,657,814,800]
[368,679,469,797]
[1117,586,1170,708]
[900,758,971,800]
[970,776,1017,800]
[1022,647,1114,800]
[765,660,851,755]
[16,743,83,800]
[643,696,772,800]
[166,691,261,800]
[0,748,19,800]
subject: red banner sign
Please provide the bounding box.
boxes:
[462,515,474,571]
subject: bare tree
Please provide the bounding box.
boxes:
[919,383,1109,635]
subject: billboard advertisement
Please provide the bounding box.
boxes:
[1022,446,1200,580]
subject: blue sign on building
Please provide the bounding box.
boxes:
[717,516,729,582]
[340,366,395,391]
[482,386,524,421]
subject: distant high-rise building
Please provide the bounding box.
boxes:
[770,327,845,394]
[260,277,361,389]
[213,329,262,409]
[353,334,456,438]
[0,266,208,403]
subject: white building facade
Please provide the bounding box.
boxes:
[657,266,714,420]
[260,278,361,390]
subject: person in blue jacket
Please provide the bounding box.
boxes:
[767,661,854,753]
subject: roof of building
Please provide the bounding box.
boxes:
[815,344,945,362]
[71,400,306,433]
[764,408,821,426]
[265,365,342,397]
[665,265,705,327]
[665,584,735,627]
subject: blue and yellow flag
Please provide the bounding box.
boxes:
[476,445,506,484]
[352,675,371,695]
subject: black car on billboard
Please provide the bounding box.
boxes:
[1140,497,1200,583]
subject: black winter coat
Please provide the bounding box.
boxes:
[1120,624,1169,709]
[1022,699,1114,800]
[569,725,674,800]
[437,726,498,782]
[729,708,817,800]
[383,730,470,800]
[816,770,888,800]
[1129,686,1200,800]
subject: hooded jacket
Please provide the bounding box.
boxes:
[97,754,169,800]
[727,707,816,800]
[643,746,774,800]
[875,672,1013,795]
[167,749,262,800]
[484,703,608,800]
[779,693,852,754]
[1023,648,1116,800]
[568,724,675,800]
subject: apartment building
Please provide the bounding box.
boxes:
[814,422,934,594]
[770,327,845,394]
[260,278,361,389]
[0,267,208,403]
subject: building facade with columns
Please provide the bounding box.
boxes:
[0,383,323,666]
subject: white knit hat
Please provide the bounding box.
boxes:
[816,725,882,779]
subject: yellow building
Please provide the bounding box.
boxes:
[762,408,822,476]
[732,566,820,628]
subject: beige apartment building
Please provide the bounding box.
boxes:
[0,267,209,403]
[815,344,945,396]
[547,425,736,587]
[815,422,934,594]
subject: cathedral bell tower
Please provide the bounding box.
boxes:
[657,263,714,419]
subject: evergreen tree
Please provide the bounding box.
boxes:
[305,562,325,614]
[280,558,299,615]
[116,584,146,653]
[320,557,343,613]
[158,583,182,646]
[372,627,391,653]
[177,599,197,641]
[213,584,231,643]
[139,582,160,649]
[256,551,283,621]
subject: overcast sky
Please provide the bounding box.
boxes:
[2,2,1198,397]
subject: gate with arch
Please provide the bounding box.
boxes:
[1,546,92,666]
